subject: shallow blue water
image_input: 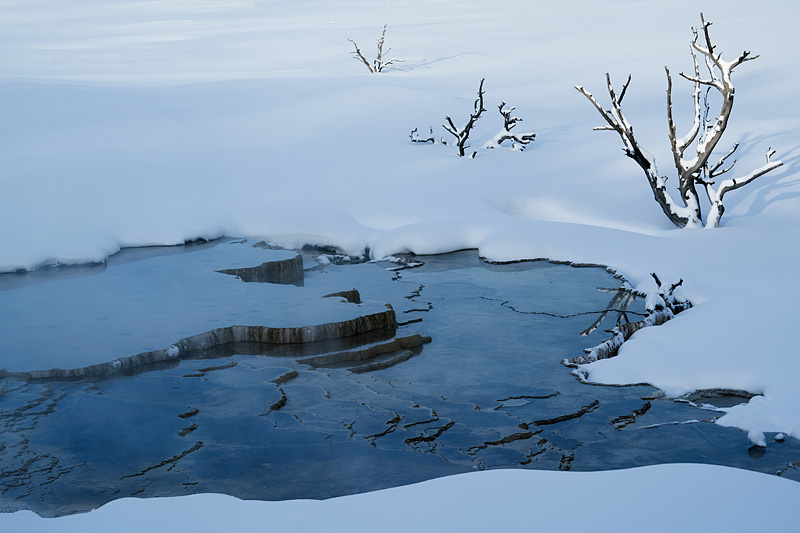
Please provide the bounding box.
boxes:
[1,243,797,517]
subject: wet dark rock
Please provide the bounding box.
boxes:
[534,399,600,426]
[405,420,455,446]
[120,441,204,480]
[178,423,198,437]
[270,370,299,386]
[349,350,417,374]
[748,445,767,458]
[216,254,303,284]
[682,389,756,409]
[611,401,652,430]
[323,289,362,304]
[183,361,237,378]
[297,330,429,368]
[468,430,538,454]
[267,388,288,413]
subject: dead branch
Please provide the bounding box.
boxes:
[443,78,486,157]
[410,127,436,144]
[348,39,374,73]
[374,24,403,72]
[348,25,403,73]
[490,102,536,150]
[575,77,695,228]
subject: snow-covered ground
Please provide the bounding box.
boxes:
[5,465,800,532]
[2,0,799,528]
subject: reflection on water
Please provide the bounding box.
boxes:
[0,246,798,517]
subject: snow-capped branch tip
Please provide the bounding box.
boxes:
[701,13,760,70]
[652,273,683,297]
[718,148,783,196]
[708,143,739,180]
[766,147,777,162]
[574,82,622,133]
[374,24,404,72]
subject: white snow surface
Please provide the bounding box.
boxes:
[4,465,800,532]
[2,0,800,525]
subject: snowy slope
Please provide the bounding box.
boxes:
[1,0,800,525]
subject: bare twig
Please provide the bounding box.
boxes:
[348,25,403,73]
[348,39,374,73]
[443,78,486,157]
[410,127,436,144]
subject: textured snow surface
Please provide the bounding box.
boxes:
[4,465,800,532]
[1,0,799,525]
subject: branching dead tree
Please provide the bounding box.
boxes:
[444,78,487,158]
[575,14,782,228]
[348,24,403,73]
[486,102,536,151]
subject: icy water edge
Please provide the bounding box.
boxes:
[1,239,798,517]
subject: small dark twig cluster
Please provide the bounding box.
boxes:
[409,127,436,144]
[488,102,536,151]
[411,79,536,158]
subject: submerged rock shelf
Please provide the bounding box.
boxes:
[0,240,423,380]
[216,253,304,284]
[0,307,401,381]
[0,240,402,374]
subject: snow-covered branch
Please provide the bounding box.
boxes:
[575,77,697,228]
[704,148,783,227]
[577,13,782,229]
[485,102,536,151]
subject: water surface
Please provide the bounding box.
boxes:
[1,242,798,517]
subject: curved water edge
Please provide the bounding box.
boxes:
[483,257,695,383]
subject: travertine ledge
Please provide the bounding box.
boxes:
[216,254,304,284]
[2,306,398,381]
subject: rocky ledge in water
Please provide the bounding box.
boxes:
[0,305,411,381]
[0,239,427,380]
[216,252,304,285]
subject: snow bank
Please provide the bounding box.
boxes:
[3,465,799,532]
